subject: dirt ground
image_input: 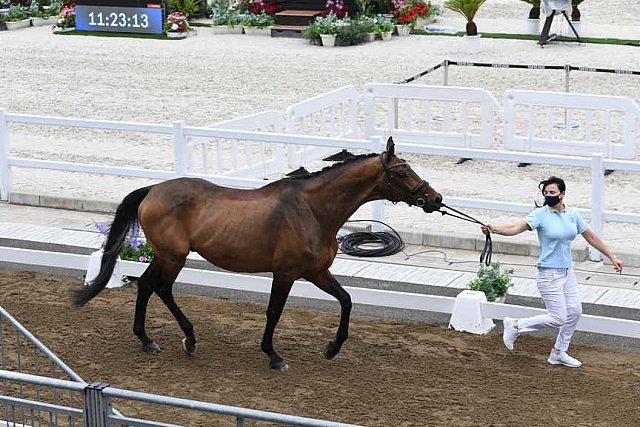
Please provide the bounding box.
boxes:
[1,269,639,427]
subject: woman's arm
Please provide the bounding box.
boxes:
[581,228,624,273]
[481,220,530,236]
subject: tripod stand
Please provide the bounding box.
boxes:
[539,10,581,46]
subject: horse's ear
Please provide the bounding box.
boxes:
[385,137,395,157]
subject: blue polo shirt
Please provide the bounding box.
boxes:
[525,205,589,268]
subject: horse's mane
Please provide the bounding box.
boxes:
[283,152,378,181]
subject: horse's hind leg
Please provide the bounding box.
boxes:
[151,258,196,356]
[134,257,194,355]
[261,275,294,371]
[134,260,162,353]
[306,270,352,360]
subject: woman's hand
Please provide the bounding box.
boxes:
[481,224,492,235]
[611,257,624,273]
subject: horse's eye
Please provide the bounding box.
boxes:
[397,171,408,177]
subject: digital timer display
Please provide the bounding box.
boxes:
[76,5,163,34]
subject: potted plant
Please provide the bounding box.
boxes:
[568,0,584,37]
[518,0,540,35]
[443,0,487,53]
[54,4,75,32]
[210,0,244,34]
[164,11,192,38]
[375,13,394,41]
[89,222,154,288]
[31,0,55,27]
[571,0,584,21]
[5,4,31,30]
[468,262,513,302]
[356,14,376,42]
[314,12,339,47]
[392,0,432,36]
[242,11,274,35]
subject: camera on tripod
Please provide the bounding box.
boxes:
[539,0,581,46]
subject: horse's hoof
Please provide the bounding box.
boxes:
[143,341,162,354]
[182,338,197,356]
[324,340,339,359]
[270,360,289,372]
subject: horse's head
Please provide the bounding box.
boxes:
[379,137,443,213]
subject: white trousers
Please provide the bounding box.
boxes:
[517,267,582,352]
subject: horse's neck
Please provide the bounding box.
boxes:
[302,158,384,228]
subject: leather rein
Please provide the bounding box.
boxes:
[379,152,492,266]
[438,204,493,266]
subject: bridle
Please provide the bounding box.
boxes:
[379,152,428,208]
[379,151,493,266]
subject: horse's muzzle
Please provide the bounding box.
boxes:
[420,194,443,213]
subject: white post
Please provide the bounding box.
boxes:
[589,154,604,261]
[172,121,187,177]
[0,109,12,201]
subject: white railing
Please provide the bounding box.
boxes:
[285,85,361,168]
[503,90,640,159]
[1,246,639,340]
[363,83,500,148]
[2,84,640,262]
[186,110,287,179]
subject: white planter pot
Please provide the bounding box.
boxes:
[166,31,188,39]
[395,24,411,36]
[366,32,375,42]
[465,34,481,54]
[243,26,271,36]
[211,25,243,34]
[31,17,55,27]
[380,31,392,41]
[5,18,31,30]
[415,17,436,30]
[85,249,123,289]
[564,20,581,37]
[319,33,336,47]
[526,18,539,35]
[53,26,76,33]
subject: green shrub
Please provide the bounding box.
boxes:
[468,262,513,302]
[337,18,369,45]
[242,11,274,28]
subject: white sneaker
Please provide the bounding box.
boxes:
[548,350,582,368]
[502,317,518,351]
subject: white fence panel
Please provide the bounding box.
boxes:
[503,90,640,159]
[186,110,287,179]
[285,85,363,168]
[2,246,640,340]
[363,83,500,149]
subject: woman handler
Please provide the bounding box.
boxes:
[481,176,623,367]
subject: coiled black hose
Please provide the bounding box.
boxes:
[338,220,405,257]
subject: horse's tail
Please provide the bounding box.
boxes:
[73,186,153,306]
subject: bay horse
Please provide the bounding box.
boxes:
[74,137,442,371]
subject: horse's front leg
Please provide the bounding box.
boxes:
[261,275,294,371]
[305,269,352,359]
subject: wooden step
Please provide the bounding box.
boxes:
[271,25,306,38]
[275,9,322,17]
[275,9,322,26]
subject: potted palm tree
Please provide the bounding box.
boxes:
[518,0,540,35]
[568,0,584,37]
[443,0,487,54]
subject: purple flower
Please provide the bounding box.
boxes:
[95,223,108,237]
[138,255,148,262]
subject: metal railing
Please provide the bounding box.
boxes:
[0,370,362,427]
